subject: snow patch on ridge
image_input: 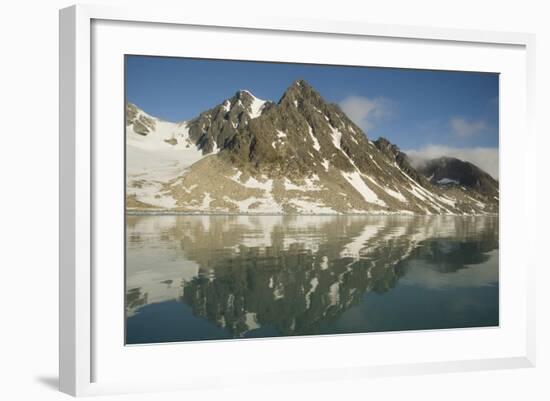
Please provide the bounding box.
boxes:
[240,176,273,192]
[222,100,231,113]
[342,171,386,207]
[307,124,321,151]
[201,193,212,209]
[437,178,459,185]
[287,199,336,214]
[276,130,287,139]
[284,175,322,191]
[249,97,267,119]
[397,170,458,213]
[239,90,267,119]
[329,125,343,150]
[385,187,407,203]
[229,197,262,213]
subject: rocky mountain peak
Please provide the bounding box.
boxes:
[278,79,324,107]
[225,89,270,119]
[287,79,312,92]
[231,89,255,106]
[219,78,377,177]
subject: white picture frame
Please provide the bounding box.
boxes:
[59,4,536,397]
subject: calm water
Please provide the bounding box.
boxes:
[125,215,499,344]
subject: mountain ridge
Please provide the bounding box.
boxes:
[125,80,498,215]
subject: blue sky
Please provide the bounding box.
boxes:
[126,55,499,177]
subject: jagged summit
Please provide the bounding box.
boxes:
[278,79,324,107]
[287,78,314,93]
[232,89,264,104]
[236,89,255,97]
[234,89,265,101]
[126,80,499,215]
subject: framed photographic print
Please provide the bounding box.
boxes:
[59,4,536,397]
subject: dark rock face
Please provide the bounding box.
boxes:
[185,90,274,155]
[222,80,391,179]
[374,137,431,188]
[417,157,499,198]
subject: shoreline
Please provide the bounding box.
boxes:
[126,209,499,217]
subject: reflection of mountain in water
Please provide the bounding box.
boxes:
[126,215,498,338]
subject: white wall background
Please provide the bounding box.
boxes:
[0,0,548,399]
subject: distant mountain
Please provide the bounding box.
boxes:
[416,157,499,199]
[126,80,498,215]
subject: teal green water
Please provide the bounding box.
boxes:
[125,215,498,344]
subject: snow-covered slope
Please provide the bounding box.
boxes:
[126,104,213,208]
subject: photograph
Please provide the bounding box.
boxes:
[124,56,499,344]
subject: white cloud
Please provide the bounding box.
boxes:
[405,145,499,179]
[450,117,488,137]
[339,96,392,131]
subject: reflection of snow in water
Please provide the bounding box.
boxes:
[273,282,285,300]
[126,215,498,320]
[339,223,385,259]
[245,312,261,331]
[328,282,340,306]
[305,277,319,310]
[320,256,329,270]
